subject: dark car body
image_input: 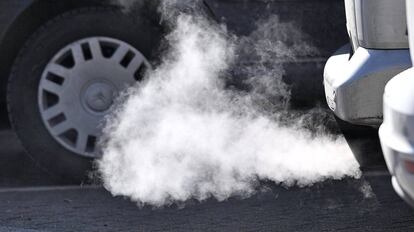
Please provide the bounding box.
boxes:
[0,0,346,110]
[0,0,348,180]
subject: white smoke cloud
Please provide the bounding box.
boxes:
[98,12,361,207]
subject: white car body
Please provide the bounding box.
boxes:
[379,0,414,207]
[324,0,411,126]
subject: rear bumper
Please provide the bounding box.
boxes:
[380,124,414,207]
[324,44,411,126]
[391,176,414,208]
[379,68,414,207]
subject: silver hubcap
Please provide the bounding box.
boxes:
[38,37,149,158]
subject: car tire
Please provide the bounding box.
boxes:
[335,117,385,169]
[7,7,161,183]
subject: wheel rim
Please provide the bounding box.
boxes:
[38,37,149,158]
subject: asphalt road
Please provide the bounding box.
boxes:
[0,127,414,231]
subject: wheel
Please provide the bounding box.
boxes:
[335,117,385,169]
[7,7,161,183]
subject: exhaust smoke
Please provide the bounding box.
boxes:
[98,6,361,207]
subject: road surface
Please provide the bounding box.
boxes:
[0,127,413,231]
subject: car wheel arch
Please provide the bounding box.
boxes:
[0,0,164,125]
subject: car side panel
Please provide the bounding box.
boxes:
[204,0,347,58]
[0,0,34,45]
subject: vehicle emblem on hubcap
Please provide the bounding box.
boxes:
[84,82,116,113]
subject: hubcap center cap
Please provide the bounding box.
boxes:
[83,82,116,113]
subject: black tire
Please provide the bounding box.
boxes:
[335,117,385,169]
[7,7,161,183]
